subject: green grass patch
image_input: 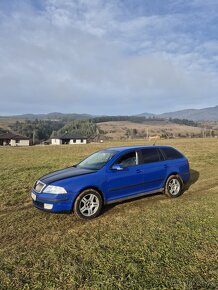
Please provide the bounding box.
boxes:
[0,139,217,289]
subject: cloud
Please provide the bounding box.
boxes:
[0,0,217,115]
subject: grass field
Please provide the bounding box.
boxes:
[0,139,217,289]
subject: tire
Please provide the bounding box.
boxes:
[164,175,183,198]
[73,189,103,219]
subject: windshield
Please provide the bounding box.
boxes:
[77,150,117,170]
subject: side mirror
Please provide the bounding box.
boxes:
[111,164,124,171]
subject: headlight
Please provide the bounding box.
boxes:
[43,185,67,194]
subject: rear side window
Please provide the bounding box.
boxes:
[140,148,161,164]
[161,147,183,160]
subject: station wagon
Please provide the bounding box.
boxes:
[31,145,190,219]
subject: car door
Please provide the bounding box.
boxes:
[159,147,190,183]
[105,150,145,202]
[138,148,167,192]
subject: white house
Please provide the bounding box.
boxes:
[0,132,30,146]
[51,133,87,145]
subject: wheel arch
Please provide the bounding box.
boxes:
[165,172,184,187]
[72,186,105,209]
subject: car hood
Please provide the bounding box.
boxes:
[40,166,95,184]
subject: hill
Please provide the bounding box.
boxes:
[138,105,218,121]
[135,112,155,118]
[158,105,218,121]
[97,120,203,139]
[0,112,93,120]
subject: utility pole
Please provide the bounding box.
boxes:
[202,127,206,138]
[33,130,36,145]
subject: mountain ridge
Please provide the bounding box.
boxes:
[158,105,218,121]
[0,105,217,121]
[138,105,218,121]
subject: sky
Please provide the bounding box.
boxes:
[0,0,218,115]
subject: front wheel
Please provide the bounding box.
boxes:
[164,175,183,198]
[73,189,103,219]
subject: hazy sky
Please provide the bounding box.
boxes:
[0,0,218,115]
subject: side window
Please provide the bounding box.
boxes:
[161,147,183,160]
[116,152,137,168]
[140,148,161,164]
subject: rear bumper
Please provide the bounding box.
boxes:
[31,190,73,212]
[182,171,190,184]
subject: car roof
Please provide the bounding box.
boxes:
[105,145,173,152]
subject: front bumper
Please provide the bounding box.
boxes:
[31,189,73,212]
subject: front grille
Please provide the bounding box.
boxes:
[34,181,46,193]
[33,200,44,209]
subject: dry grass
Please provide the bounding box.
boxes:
[98,121,203,139]
[0,118,20,133]
[0,138,217,289]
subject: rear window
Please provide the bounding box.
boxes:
[140,148,161,164]
[161,147,183,160]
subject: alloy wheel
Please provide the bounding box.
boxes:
[168,178,181,195]
[79,194,100,217]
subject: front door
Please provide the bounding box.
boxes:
[106,151,145,202]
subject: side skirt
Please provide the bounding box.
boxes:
[105,188,164,205]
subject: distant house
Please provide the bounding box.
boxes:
[51,133,87,145]
[0,132,30,146]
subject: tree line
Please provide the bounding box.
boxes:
[11,120,66,142]
[169,118,199,127]
[92,116,166,123]
[52,119,98,139]
[10,119,98,143]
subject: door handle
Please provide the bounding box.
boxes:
[136,169,144,173]
[164,164,168,168]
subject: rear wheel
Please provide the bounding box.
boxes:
[74,189,103,219]
[164,175,183,198]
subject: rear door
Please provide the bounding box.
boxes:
[159,147,190,183]
[106,150,145,201]
[138,148,167,192]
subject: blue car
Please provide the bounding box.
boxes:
[31,145,190,219]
